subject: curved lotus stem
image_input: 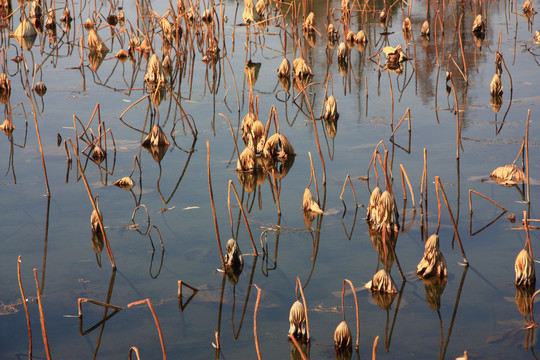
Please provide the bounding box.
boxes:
[228,180,257,255]
[295,276,310,341]
[342,279,360,349]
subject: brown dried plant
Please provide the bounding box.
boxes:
[293,58,313,79]
[323,95,339,121]
[490,73,503,96]
[225,238,244,269]
[472,14,485,34]
[277,58,290,78]
[515,249,535,286]
[334,320,352,349]
[236,146,256,172]
[417,234,448,278]
[490,164,525,185]
[421,20,430,36]
[142,124,170,147]
[288,300,306,339]
[90,195,103,233]
[303,187,323,214]
[365,269,398,293]
[263,133,295,161]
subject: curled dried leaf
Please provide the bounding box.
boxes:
[490,73,503,96]
[490,164,525,185]
[421,20,430,36]
[334,320,352,349]
[142,124,170,147]
[472,14,485,34]
[356,29,367,43]
[263,133,295,160]
[324,95,339,121]
[402,17,411,32]
[293,57,313,79]
[417,234,447,278]
[288,300,307,339]
[515,249,535,286]
[237,146,256,172]
[113,177,135,190]
[337,42,347,61]
[303,187,323,214]
[277,58,290,78]
[225,238,244,269]
[365,269,398,293]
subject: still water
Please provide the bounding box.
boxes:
[1,0,539,359]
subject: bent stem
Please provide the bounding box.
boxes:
[68,139,116,269]
[288,334,308,360]
[127,299,166,360]
[308,152,319,202]
[254,284,262,360]
[400,164,415,207]
[207,140,225,266]
[228,180,258,255]
[468,189,507,213]
[18,256,32,359]
[339,174,358,212]
[295,276,310,341]
[342,279,360,349]
[34,269,51,360]
[436,176,468,264]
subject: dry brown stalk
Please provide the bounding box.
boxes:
[177,280,198,298]
[400,164,415,207]
[526,110,530,204]
[468,189,507,213]
[342,279,360,349]
[128,346,141,360]
[26,91,50,196]
[391,108,410,137]
[288,334,308,360]
[339,174,358,211]
[33,269,51,360]
[207,140,225,265]
[127,299,166,360]
[17,256,32,359]
[228,180,258,255]
[68,139,116,268]
[253,284,262,360]
[435,176,468,264]
[372,335,379,360]
[308,152,319,203]
[78,298,122,316]
[295,276,310,341]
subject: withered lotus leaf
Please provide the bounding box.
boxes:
[113,177,135,190]
[277,58,290,78]
[236,146,256,172]
[142,124,170,147]
[421,20,430,36]
[365,269,398,293]
[490,164,525,185]
[417,234,447,278]
[225,238,243,269]
[490,73,503,96]
[303,187,323,214]
[515,249,535,286]
[334,320,352,349]
[288,300,307,339]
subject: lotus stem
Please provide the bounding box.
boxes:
[436,176,468,264]
[339,174,358,211]
[34,269,51,360]
[390,108,410,137]
[128,347,141,360]
[207,140,225,266]
[127,299,166,360]
[288,334,308,360]
[457,14,467,81]
[308,152,319,203]
[468,189,507,213]
[296,276,310,341]
[524,211,533,258]
[177,280,198,298]
[228,180,258,255]
[64,140,72,163]
[253,284,262,360]
[131,204,150,235]
[26,92,50,197]
[68,139,116,268]
[400,164,415,207]
[221,113,241,161]
[526,110,530,204]
[372,335,379,360]
[512,137,525,166]
[298,85,326,184]
[78,298,122,316]
[17,256,32,359]
[342,279,360,349]
[119,94,150,120]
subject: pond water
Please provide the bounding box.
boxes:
[0,0,539,359]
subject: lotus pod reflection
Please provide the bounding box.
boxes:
[334,320,352,349]
[490,164,525,185]
[369,226,397,269]
[303,187,323,214]
[422,276,447,311]
[245,60,261,88]
[0,73,10,103]
[288,300,306,339]
[515,249,535,286]
[417,234,447,278]
[515,284,535,317]
[365,269,397,293]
